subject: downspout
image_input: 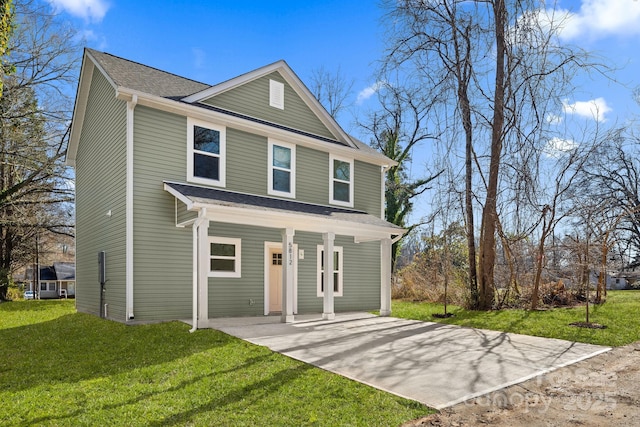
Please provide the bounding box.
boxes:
[189,215,199,333]
[126,94,137,320]
[380,165,388,220]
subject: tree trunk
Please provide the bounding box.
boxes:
[478,0,507,310]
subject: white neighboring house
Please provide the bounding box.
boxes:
[25,262,76,299]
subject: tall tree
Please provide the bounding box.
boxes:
[383,0,593,309]
[0,0,13,97]
[360,82,442,271]
[0,1,78,299]
[309,65,354,123]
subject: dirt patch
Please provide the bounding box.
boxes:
[403,341,640,427]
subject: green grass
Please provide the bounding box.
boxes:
[0,300,431,427]
[392,290,640,347]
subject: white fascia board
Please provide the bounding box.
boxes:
[182,60,355,149]
[163,183,195,210]
[182,60,287,102]
[67,51,121,167]
[66,57,95,167]
[188,201,404,240]
[117,88,393,167]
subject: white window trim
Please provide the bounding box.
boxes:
[187,117,226,187]
[208,236,241,278]
[268,138,296,198]
[269,79,284,110]
[329,154,354,208]
[316,245,343,297]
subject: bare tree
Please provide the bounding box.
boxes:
[0,1,78,299]
[359,81,442,271]
[382,0,596,309]
[309,65,354,121]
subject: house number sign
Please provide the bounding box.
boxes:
[288,242,293,266]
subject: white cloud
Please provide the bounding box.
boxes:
[356,81,386,105]
[556,0,640,41]
[546,113,563,125]
[47,0,110,22]
[562,97,612,122]
[544,137,578,158]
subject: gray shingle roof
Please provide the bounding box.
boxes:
[53,262,76,280]
[85,49,393,163]
[87,48,210,99]
[165,182,403,231]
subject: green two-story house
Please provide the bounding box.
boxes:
[67,49,404,328]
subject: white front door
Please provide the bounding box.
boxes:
[269,249,283,313]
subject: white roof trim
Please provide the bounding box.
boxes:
[118,88,393,166]
[163,183,404,241]
[66,50,119,167]
[181,60,357,149]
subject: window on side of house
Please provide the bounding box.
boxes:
[187,118,226,187]
[209,237,241,278]
[329,155,353,207]
[40,282,56,291]
[316,245,343,297]
[268,139,296,198]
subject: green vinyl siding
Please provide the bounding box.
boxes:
[132,106,193,321]
[337,238,381,311]
[202,72,336,141]
[75,68,127,320]
[296,146,330,206]
[354,160,383,217]
[176,200,197,225]
[226,128,268,195]
[207,223,281,317]
[206,227,381,318]
[295,233,381,314]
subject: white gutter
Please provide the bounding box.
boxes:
[113,88,396,168]
[125,94,137,321]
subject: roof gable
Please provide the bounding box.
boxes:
[182,60,356,148]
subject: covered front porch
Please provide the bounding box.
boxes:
[164,182,404,329]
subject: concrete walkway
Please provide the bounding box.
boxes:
[209,313,610,409]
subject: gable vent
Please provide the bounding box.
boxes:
[269,79,284,110]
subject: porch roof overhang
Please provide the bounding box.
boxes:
[164,182,405,242]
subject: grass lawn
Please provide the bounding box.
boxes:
[0,300,430,427]
[392,290,640,347]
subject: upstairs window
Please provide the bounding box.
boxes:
[268,139,296,198]
[316,245,343,297]
[187,118,226,187]
[330,155,353,207]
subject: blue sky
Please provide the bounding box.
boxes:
[46,0,640,222]
[48,0,640,137]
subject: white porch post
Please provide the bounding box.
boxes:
[281,228,295,323]
[197,212,210,328]
[380,237,392,316]
[322,232,335,320]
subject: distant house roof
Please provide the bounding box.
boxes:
[39,266,57,281]
[25,263,75,281]
[53,262,76,280]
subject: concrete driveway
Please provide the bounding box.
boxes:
[209,313,610,409]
